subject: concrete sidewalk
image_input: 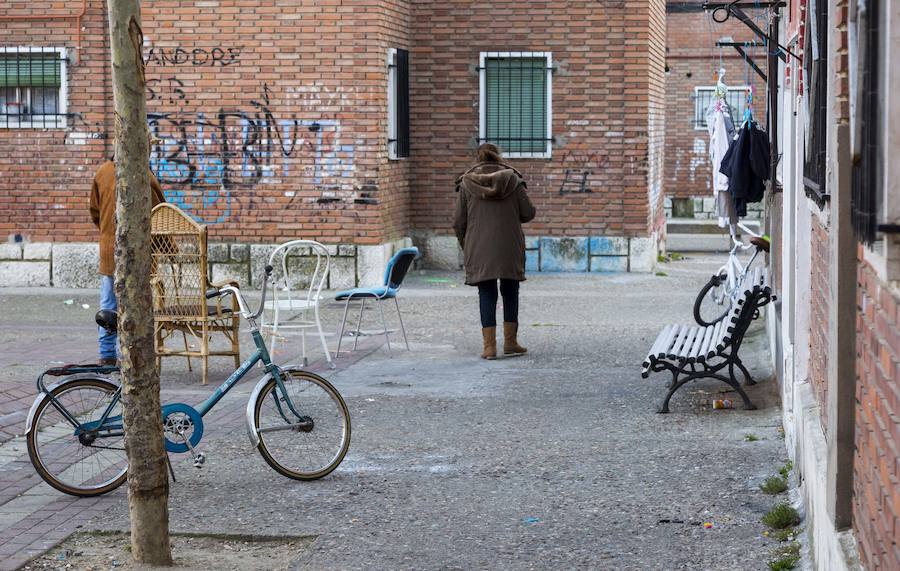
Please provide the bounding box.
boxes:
[0,255,789,570]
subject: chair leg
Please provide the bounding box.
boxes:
[315,303,334,368]
[335,298,351,358]
[201,322,209,385]
[395,297,410,351]
[182,332,192,372]
[353,298,366,351]
[379,300,392,357]
[301,325,308,367]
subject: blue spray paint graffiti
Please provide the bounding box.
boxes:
[148,85,355,224]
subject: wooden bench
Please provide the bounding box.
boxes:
[641,268,776,413]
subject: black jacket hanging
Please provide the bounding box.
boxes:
[719,121,770,216]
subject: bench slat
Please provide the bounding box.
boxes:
[690,325,712,362]
[643,325,672,368]
[692,325,716,363]
[667,325,690,359]
[678,327,701,361]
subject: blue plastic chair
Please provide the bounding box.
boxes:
[334,247,419,357]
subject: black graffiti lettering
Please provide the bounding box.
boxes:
[144,44,243,67]
[191,48,209,66]
[224,48,241,66]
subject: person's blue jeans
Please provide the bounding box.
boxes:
[98,275,118,360]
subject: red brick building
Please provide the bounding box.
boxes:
[664,0,767,221]
[772,0,900,569]
[0,0,667,287]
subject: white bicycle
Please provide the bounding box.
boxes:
[693,222,771,327]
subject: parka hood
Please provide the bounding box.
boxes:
[456,162,524,201]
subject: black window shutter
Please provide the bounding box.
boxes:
[396,48,410,158]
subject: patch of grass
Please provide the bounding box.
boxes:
[771,528,798,542]
[655,271,668,277]
[768,542,801,570]
[760,475,789,495]
[762,503,801,529]
[779,460,794,479]
[744,433,760,442]
[657,254,669,263]
[669,252,685,261]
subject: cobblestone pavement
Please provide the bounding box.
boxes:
[0,256,790,570]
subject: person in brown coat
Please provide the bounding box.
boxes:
[453,143,536,359]
[89,143,166,364]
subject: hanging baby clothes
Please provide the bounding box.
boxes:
[705,97,738,228]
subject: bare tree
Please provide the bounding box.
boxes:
[107,0,172,564]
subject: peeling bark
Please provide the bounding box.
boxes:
[107,0,172,565]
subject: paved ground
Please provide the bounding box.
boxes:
[0,255,790,570]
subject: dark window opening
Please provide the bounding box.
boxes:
[803,0,829,208]
[851,0,882,245]
[388,48,410,159]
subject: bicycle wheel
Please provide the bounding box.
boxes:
[251,370,350,480]
[27,377,128,497]
[693,273,731,327]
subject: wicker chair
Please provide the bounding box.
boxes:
[150,203,240,384]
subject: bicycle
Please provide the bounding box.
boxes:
[693,222,771,327]
[25,265,351,497]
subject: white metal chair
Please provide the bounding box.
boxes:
[260,240,333,368]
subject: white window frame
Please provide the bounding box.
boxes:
[0,47,68,129]
[479,51,552,159]
[387,48,399,160]
[693,85,751,130]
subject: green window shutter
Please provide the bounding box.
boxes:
[0,56,61,88]
[485,57,547,154]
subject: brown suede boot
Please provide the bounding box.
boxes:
[481,327,497,360]
[503,322,527,355]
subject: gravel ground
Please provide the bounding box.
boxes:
[1,254,791,570]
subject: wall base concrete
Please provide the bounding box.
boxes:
[780,344,862,571]
[412,233,658,273]
[0,239,412,289]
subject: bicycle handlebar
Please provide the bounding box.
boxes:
[206,265,273,320]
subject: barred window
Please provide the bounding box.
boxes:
[0,48,67,129]
[479,52,552,158]
[693,86,752,130]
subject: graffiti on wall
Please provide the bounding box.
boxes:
[147,84,355,224]
[144,45,242,67]
[558,149,609,194]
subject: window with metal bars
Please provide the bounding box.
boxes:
[851,0,882,245]
[0,47,67,129]
[387,48,410,160]
[803,0,829,208]
[479,52,552,159]
[693,86,752,130]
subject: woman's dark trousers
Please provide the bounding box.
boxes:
[476,279,519,328]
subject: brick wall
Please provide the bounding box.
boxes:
[809,215,830,431]
[664,3,768,201]
[1,0,408,247]
[853,257,900,571]
[2,0,665,258]
[647,0,667,237]
[0,1,112,244]
[409,0,666,239]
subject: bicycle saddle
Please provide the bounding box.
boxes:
[95,309,118,333]
[750,236,770,253]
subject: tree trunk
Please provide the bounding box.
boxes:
[106,0,172,565]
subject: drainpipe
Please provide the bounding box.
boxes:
[0,0,89,61]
